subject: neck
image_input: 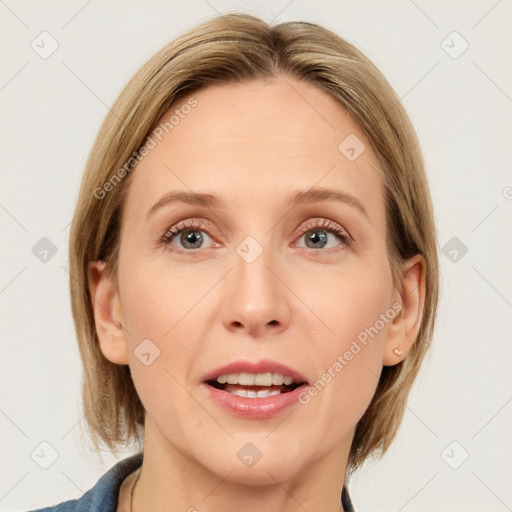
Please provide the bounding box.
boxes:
[130,418,351,512]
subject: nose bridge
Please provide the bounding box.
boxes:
[221,233,290,335]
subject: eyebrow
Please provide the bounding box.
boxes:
[287,188,368,218]
[146,191,221,219]
[146,187,368,219]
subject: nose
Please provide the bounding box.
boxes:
[221,242,291,338]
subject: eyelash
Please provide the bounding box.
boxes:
[159,217,354,254]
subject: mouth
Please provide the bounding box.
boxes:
[201,360,310,418]
[206,372,306,398]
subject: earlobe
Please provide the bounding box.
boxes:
[383,254,426,366]
[87,261,129,365]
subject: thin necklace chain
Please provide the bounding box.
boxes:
[130,467,142,512]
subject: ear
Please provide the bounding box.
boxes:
[382,254,426,366]
[87,261,129,365]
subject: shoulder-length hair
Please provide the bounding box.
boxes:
[69,13,439,473]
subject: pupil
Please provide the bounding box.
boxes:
[181,230,203,248]
[307,230,327,248]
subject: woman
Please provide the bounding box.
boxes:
[31,12,438,512]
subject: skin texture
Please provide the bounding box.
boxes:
[88,76,425,512]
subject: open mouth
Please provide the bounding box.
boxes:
[206,372,307,398]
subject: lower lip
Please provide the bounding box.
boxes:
[202,383,308,419]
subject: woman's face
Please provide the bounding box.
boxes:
[106,76,405,483]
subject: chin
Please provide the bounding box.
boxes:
[218,460,305,486]
[197,439,310,485]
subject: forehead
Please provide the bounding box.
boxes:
[123,76,384,222]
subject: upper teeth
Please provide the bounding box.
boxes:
[216,372,294,386]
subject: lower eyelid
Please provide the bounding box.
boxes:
[159,219,353,250]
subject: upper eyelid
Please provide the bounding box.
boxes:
[296,217,352,238]
[161,218,213,240]
[161,217,353,245]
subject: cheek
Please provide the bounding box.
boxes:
[120,279,199,433]
[117,257,212,398]
[305,262,393,357]
[297,264,393,426]
[119,251,210,339]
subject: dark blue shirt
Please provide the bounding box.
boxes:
[29,452,355,511]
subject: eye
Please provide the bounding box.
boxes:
[160,219,218,252]
[293,218,353,251]
[159,217,353,254]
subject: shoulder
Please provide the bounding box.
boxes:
[27,452,143,512]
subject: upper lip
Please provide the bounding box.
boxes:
[202,359,309,384]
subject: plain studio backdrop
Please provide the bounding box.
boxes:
[1,1,511,511]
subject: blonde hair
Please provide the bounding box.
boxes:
[69,12,439,472]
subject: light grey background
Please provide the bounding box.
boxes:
[1,1,511,511]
